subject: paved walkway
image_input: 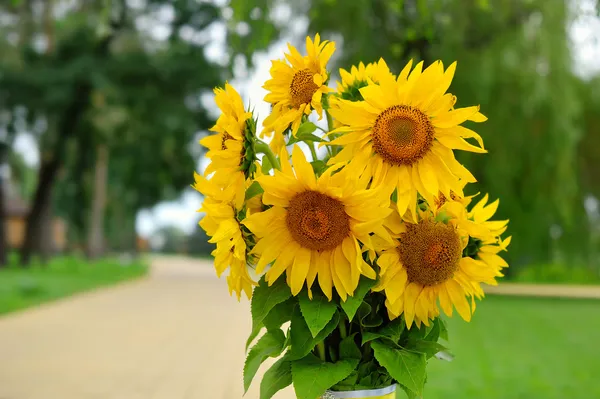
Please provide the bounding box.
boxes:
[0,256,295,399]
[1,256,599,399]
[485,282,600,299]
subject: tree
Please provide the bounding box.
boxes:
[0,0,233,263]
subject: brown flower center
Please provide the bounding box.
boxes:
[290,69,319,108]
[286,190,350,251]
[397,220,461,286]
[372,105,435,166]
[221,132,234,150]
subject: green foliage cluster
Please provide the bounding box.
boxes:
[0,1,233,258]
[244,276,450,399]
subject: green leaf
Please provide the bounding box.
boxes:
[408,340,447,359]
[296,121,318,137]
[248,277,292,349]
[378,316,406,342]
[261,154,272,174]
[244,330,287,392]
[310,160,327,175]
[438,318,449,341]
[298,290,338,337]
[291,355,359,399]
[260,356,293,399]
[340,277,376,321]
[423,318,441,343]
[264,298,296,331]
[339,334,361,360]
[287,122,323,145]
[398,384,418,399]
[245,181,264,201]
[290,310,340,360]
[246,321,264,351]
[334,371,359,388]
[371,341,426,395]
[407,321,434,341]
[361,331,390,345]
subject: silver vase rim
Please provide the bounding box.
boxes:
[324,384,397,398]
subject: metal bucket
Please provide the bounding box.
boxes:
[321,384,396,398]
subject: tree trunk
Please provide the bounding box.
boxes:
[0,172,7,267]
[19,157,61,266]
[19,84,92,266]
[19,11,122,266]
[43,0,55,53]
[86,144,109,259]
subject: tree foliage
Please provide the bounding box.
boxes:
[229,0,600,269]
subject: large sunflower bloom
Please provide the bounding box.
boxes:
[242,145,392,300]
[336,58,394,100]
[193,173,255,299]
[327,60,487,217]
[261,34,335,153]
[200,83,253,209]
[375,204,502,328]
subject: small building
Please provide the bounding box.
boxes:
[3,195,67,252]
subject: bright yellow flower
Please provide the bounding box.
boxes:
[326,59,487,219]
[336,58,394,99]
[200,83,253,209]
[261,34,335,153]
[375,203,502,328]
[193,173,255,300]
[467,194,511,275]
[242,145,392,300]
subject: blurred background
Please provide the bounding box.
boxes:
[0,0,599,398]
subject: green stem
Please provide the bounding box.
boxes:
[339,320,348,339]
[255,141,281,171]
[326,109,334,134]
[316,341,326,361]
[308,141,318,162]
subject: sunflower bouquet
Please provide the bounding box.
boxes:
[194,34,510,399]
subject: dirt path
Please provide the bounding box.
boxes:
[485,282,600,299]
[0,256,295,399]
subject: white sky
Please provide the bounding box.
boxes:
[10,0,600,238]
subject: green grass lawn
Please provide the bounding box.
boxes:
[0,254,148,315]
[420,296,600,399]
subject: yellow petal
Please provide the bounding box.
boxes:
[436,134,487,154]
[446,279,472,322]
[417,157,439,196]
[290,248,311,295]
[438,283,453,317]
[432,106,480,129]
[292,145,317,189]
[317,251,334,300]
[403,282,423,328]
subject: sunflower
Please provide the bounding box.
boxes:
[336,58,394,101]
[261,34,335,153]
[466,194,511,275]
[200,83,255,210]
[375,203,502,328]
[327,59,487,218]
[242,145,392,300]
[193,173,255,300]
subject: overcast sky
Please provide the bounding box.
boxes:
[11,0,600,238]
